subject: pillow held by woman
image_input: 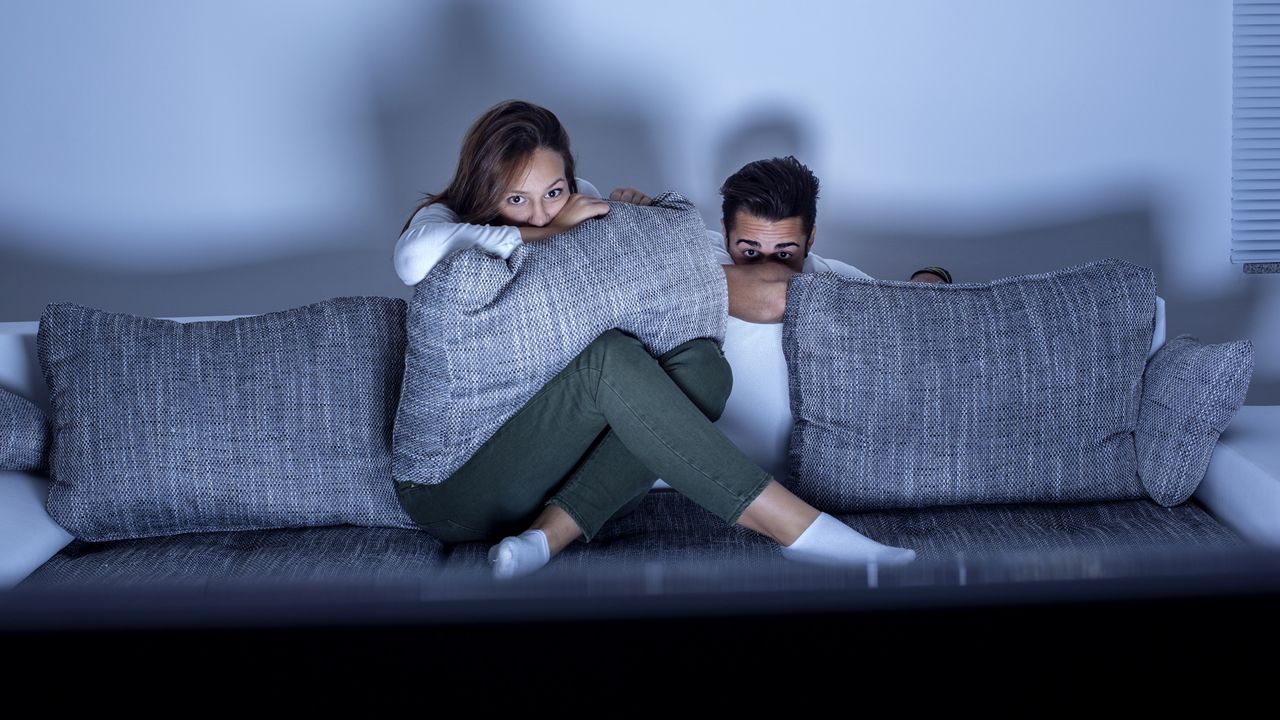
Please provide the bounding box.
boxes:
[393,192,728,488]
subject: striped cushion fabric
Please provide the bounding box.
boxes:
[1136,334,1254,507]
[782,258,1157,512]
[37,297,419,541]
[393,192,728,488]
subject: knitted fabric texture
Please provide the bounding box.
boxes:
[393,192,728,487]
[36,297,420,541]
[1136,334,1254,507]
[781,258,1157,512]
[0,387,50,473]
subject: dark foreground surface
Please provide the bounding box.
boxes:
[4,545,1279,701]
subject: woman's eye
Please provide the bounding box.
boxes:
[508,196,524,205]
[547,188,562,199]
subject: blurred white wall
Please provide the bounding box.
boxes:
[2,0,1275,402]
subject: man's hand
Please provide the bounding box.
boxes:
[518,193,610,243]
[609,187,653,205]
[910,266,953,283]
[723,262,798,323]
[910,271,947,283]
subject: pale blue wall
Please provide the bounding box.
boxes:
[2,0,1275,402]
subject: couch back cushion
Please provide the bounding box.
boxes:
[782,258,1157,512]
[37,297,419,541]
[1136,334,1255,507]
[0,387,50,473]
[713,295,1169,495]
[393,192,727,487]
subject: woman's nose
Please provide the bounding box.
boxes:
[531,203,551,227]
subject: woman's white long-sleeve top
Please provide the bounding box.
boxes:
[393,178,604,286]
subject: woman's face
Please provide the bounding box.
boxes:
[496,146,569,227]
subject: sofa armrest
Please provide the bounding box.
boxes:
[0,470,73,590]
[1194,406,1280,548]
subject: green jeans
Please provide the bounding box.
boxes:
[394,328,775,545]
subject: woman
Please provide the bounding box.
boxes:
[394,99,917,580]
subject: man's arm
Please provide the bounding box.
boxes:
[813,251,952,284]
[722,262,797,323]
[713,227,795,323]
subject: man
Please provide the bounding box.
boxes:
[614,155,954,486]
[711,155,951,323]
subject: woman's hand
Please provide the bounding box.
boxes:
[518,193,610,243]
[609,187,653,206]
[553,193,611,229]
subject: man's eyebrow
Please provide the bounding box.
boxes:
[735,238,799,249]
[506,177,566,195]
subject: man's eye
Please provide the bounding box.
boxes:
[508,196,524,205]
[777,252,791,260]
[743,249,757,257]
[547,188,562,199]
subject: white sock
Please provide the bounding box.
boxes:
[780,512,917,568]
[488,529,551,580]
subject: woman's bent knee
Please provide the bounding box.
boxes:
[585,328,651,370]
[588,331,731,418]
[592,327,636,346]
[664,339,733,421]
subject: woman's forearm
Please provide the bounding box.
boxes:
[517,225,560,243]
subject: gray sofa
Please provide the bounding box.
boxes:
[2,312,1279,633]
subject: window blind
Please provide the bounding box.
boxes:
[1234,0,1280,266]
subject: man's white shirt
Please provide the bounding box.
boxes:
[652,230,872,489]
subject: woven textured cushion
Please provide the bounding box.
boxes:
[1136,334,1254,507]
[394,192,728,487]
[782,258,1157,512]
[1,388,50,473]
[37,297,419,542]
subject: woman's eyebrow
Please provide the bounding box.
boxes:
[506,177,566,195]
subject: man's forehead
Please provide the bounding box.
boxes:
[728,211,807,242]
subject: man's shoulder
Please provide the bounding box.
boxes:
[706,228,733,264]
[807,251,873,279]
[576,177,603,199]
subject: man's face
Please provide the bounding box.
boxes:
[721,211,814,273]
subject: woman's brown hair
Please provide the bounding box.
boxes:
[401,99,579,234]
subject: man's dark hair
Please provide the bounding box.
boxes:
[719,155,820,240]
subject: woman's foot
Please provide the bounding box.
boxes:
[737,480,918,568]
[488,529,551,580]
[486,502,586,580]
[780,511,917,568]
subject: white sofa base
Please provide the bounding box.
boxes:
[1196,405,1280,548]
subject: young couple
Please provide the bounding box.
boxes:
[393,99,952,580]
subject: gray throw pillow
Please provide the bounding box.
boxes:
[782,258,1157,512]
[37,297,419,541]
[394,192,728,487]
[1,388,50,473]
[1136,334,1254,507]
